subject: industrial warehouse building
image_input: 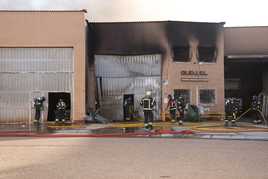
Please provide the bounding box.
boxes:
[0,10,86,123]
[87,21,225,121]
[225,27,268,117]
[0,10,268,124]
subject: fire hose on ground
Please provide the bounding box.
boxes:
[236,108,267,126]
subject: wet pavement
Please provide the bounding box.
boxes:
[1,121,268,140]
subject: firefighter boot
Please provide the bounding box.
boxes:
[254,119,262,124]
[148,122,153,130]
[257,119,262,124]
[144,123,149,130]
[224,120,229,127]
[231,120,237,127]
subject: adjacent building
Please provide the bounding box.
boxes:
[0,10,86,123]
[224,26,268,117]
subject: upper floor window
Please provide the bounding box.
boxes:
[173,46,190,62]
[198,46,217,63]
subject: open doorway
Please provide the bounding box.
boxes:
[95,54,162,121]
[47,92,71,121]
[123,94,134,121]
[225,59,268,121]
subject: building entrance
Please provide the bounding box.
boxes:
[95,54,162,121]
[225,58,268,120]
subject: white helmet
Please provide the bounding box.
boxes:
[146,91,152,96]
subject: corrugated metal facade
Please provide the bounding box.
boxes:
[95,54,161,121]
[0,48,74,123]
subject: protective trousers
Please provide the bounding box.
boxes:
[35,109,41,121]
[144,110,153,124]
[169,109,176,121]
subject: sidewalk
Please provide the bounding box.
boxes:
[0,121,268,141]
[196,132,268,141]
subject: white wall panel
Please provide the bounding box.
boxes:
[95,54,162,121]
[0,48,73,123]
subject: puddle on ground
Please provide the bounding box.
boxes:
[91,127,141,134]
[90,125,176,134]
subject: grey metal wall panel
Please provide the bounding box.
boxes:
[0,48,73,123]
[0,48,73,72]
[0,73,72,92]
[95,54,161,78]
[0,92,29,122]
[95,54,161,121]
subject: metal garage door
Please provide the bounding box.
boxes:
[95,54,162,121]
[0,48,74,123]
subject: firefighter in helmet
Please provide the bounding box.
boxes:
[140,90,156,130]
[124,96,134,121]
[176,96,185,125]
[251,95,263,124]
[166,94,177,123]
[33,96,45,122]
[55,98,67,122]
[225,98,239,127]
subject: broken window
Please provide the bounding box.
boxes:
[173,46,190,62]
[199,89,216,104]
[198,46,216,63]
[174,89,191,104]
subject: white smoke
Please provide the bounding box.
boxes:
[0,0,171,22]
[1,0,268,26]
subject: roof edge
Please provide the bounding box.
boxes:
[225,25,268,29]
[88,20,225,25]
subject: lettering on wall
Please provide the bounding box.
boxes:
[180,70,208,82]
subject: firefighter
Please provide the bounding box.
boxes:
[176,96,185,125]
[252,95,263,124]
[225,98,239,127]
[166,94,177,123]
[140,91,156,130]
[33,96,45,122]
[124,96,134,121]
[55,99,67,122]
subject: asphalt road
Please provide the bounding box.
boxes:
[0,137,268,179]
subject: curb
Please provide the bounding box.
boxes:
[0,130,194,138]
[195,132,268,141]
[1,130,268,141]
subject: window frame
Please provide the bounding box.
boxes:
[173,89,191,104]
[198,88,217,106]
[197,46,217,64]
[172,46,191,63]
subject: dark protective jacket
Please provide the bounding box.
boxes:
[56,101,67,111]
[176,98,186,113]
[140,97,156,111]
[167,99,177,111]
[34,98,45,111]
[225,99,239,116]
